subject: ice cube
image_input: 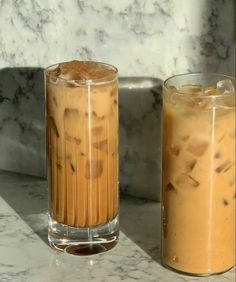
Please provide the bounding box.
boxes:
[110,86,118,97]
[48,75,59,84]
[47,61,88,84]
[175,173,200,188]
[201,82,235,109]
[229,129,236,139]
[170,92,196,108]
[185,159,197,172]
[187,139,208,157]
[92,126,103,136]
[47,66,61,84]
[204,85,217,96]
[86,160,103,179]
[172,256,179,263]
[220,94,236,109]
[215,160,232,173]
[166,182,177,193]
[112,146,118,157]
[49,117,59,137]
[52,96,58,107]
[59,69,89,81]
[91,111,105,120]
[168,85,177,94]
[169,144,181,156]
[165,86,177,103]
[57,162,62,170]
[230,179,235,187]
[92,140,108,153]
[180,84,203,95]
[181,135,190,142]
[113,98,118,106]
[222,198,229,206]
[64,108,79,118]
[214,152,221,159]
[212,124,226,143]
[223,162,234,173]
[64,109,81,143]
[217,79,235,95]
[171,84,203,108]
[196,97,212,110]
[92,89,111,117]
[65,134,81,145]
[70,162,76,173]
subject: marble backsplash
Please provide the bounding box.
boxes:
[119,78,162,200]
[0,0,235,200]
[0,0,234,76]
[0,68,45,176]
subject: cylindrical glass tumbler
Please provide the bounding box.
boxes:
[162,73,235,275]
[45,60,119,255]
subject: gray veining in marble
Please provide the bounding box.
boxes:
[0,170,235,282]
[0,0,234,76]
[0,0,235,199]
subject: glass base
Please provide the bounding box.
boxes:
[48,215,119,255]
[162,261,235,277]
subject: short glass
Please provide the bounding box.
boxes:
[45,60,119,255]
[161,73,235,275]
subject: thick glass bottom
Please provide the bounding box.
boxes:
[48,214,119,255]
[162,261,235,277]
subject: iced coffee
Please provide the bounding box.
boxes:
[162,74,235,275]
[45,60,119,254]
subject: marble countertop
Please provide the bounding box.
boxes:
[0,170,235,282]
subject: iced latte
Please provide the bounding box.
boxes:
[162,74,235,275]
[45,61,119,254]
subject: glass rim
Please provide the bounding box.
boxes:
[163,72,235,98]
[44,60,118,85]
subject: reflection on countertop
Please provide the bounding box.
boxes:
[0,170,235,282]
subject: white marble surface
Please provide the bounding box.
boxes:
[0,0,235,197]
[0,0,234,76]
[0,170,235,282]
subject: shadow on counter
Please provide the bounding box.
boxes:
[0,170,48,244]
[120,195,162,264]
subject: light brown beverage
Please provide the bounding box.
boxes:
[162,74,235,275]
[45,61,118,230]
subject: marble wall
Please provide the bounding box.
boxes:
[0,0,235,200]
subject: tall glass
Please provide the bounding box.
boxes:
[45,60,119,255]
[162,73,235,275]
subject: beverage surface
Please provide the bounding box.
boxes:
[46,60,117,83]
[162,79,235,275]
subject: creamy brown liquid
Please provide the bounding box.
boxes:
[162,85,235,274]
[45,61,118,228]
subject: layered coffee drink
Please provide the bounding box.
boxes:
[162,74,235,275]
[45,61,119,254]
